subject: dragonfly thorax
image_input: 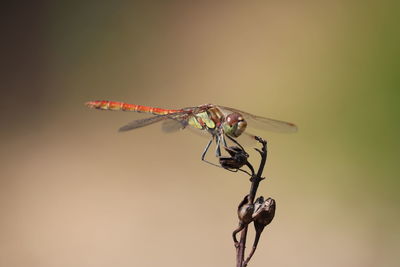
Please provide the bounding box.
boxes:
[223,112,247,138]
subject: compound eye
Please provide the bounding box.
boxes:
[225,112,247,137]
[226,113,242,126]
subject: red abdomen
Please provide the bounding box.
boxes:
[85,100,180,115]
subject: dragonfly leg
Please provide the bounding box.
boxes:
[221,133,228,148]
[226,134,245,151]
[201,135,249,172]
[215,135,222,157]
[201,138,213,161]
[201,137,226,169]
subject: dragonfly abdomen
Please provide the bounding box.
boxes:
[85,100,180,115]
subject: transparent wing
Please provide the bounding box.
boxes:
[118,111,188,132]
[235,131,258,146]
[219,106,298,133]
[119,115,169,132]
[161,118,187,133]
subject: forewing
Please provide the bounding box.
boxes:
[236,131,258,146]
[118,111,190,132]
[219,106,298,133]
[161,118,187,133]
[118,115,169,132]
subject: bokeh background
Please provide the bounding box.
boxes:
[1,1,399,267]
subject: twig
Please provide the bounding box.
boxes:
[221,136,275,266]
[235,137,267,267]
[243,196,275,266]
[236,225,248,267]
[243,231,261,267]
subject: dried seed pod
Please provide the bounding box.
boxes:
[253,197,276,233]
[237,194,254,225]
[253,196,265,213]
[219,146,249,170]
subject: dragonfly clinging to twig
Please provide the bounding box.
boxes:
[85,100,297,166]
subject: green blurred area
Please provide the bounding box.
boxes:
[1,1,399,267]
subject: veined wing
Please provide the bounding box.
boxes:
[161,118,188,133]
[219,106,298,133]
[119,111,189,132]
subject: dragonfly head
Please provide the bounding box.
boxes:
[223,113,247,137]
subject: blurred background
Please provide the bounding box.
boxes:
[1,1,399,267]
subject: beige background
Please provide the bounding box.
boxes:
[1,1,399,267]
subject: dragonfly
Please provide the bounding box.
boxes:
[85,100,297,167]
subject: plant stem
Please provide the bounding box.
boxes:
[235,137,267,267]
